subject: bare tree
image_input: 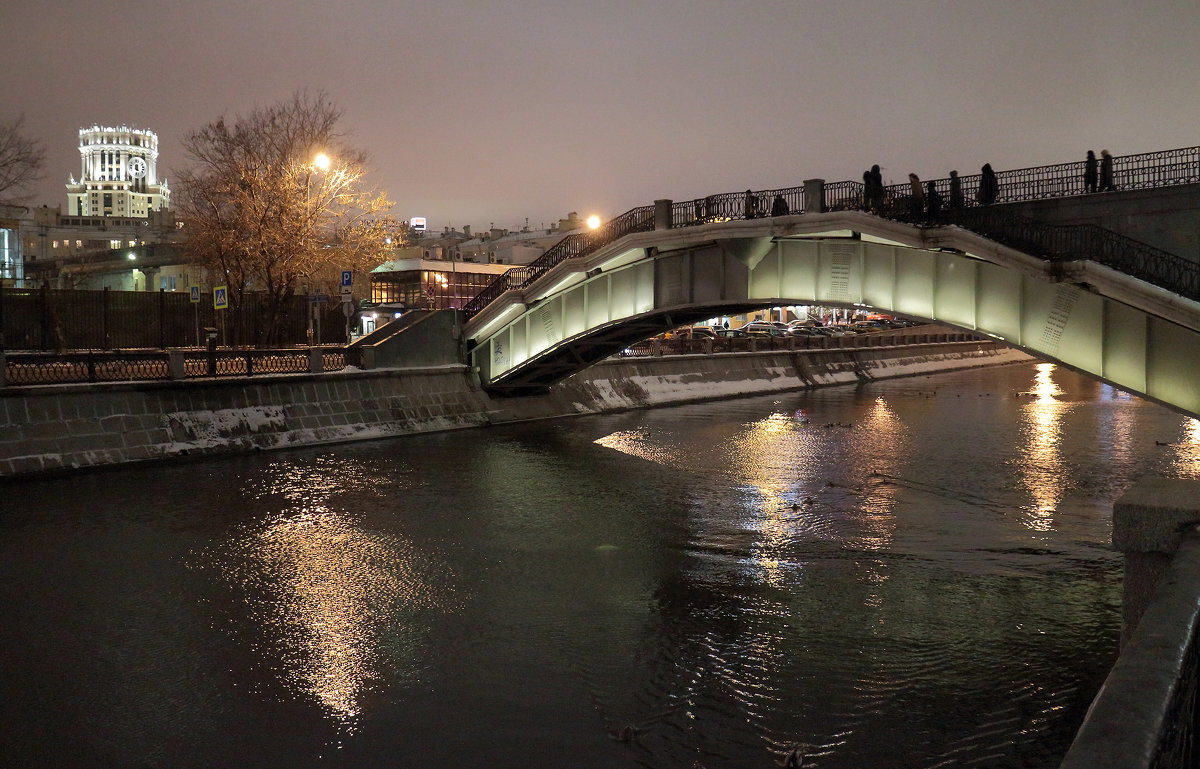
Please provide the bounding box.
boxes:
[0,114,47,204]
[176,91,397,345]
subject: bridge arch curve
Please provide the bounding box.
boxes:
[466,211,1200,417]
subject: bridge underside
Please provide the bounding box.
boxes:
[467,214,1200,416]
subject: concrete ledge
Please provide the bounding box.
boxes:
[1061,525,1200,769]
[1115,478,1200,641]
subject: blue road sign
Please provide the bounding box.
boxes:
[189,285,201,303]
[341,270,353,287]
[213,285,229,310]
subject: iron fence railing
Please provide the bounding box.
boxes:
[619,327,979,357]
[2,346,349,386]
[890,206,1200,303]
[462,205,656,317]
[0,286,350,351]
[462,144,1200,321]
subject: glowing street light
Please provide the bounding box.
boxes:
[586,215,601,230]
[313,153,331,172]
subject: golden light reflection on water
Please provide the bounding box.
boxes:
[1168,418,1200,478]
[212,458,450,731]
[1017,364,1070,531]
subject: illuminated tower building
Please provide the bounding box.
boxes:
[65,125,170,217]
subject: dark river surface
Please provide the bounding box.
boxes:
[4,361,1200,768]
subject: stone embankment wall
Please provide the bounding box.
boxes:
[0,341,1030,479]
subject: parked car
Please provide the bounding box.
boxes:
[741,321,791,337]
[670,325,719,340]
[715,327,750,338]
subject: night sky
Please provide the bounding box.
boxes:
[4,0,1199,233]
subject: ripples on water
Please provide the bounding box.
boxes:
[3,362,1200,768]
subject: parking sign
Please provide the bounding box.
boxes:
[341,270,352,287]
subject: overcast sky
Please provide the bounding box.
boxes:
[3,0,1198,233]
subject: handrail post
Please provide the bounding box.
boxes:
[168,349,186,380]
[804,179,826,213]
[654,199,673,230]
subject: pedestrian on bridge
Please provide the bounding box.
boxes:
[1100,150,1116,191]
[978,163,999,205]
[949,170,963,209]
[926,181,942,223]
[908,173,925,219]
[869,164,884,210]
[1084,150,1098,193]
[744,190,759,219]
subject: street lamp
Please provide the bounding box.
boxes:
[586,215,601,230]
[313,153,331,172]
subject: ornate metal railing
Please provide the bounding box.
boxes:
[463,144,1200,321]
[895,206,1200,302]
[2,347,349,386]
[462,205,656,317]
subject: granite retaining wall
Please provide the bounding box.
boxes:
[0,341,1030,479]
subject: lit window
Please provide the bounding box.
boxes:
[52,241,59,248]
[128,240,135,247]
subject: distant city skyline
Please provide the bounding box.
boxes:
[4,0,1199,234]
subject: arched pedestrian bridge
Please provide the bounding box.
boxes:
[464,157,1200,417]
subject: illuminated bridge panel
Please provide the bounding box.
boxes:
[466,216,1200,417]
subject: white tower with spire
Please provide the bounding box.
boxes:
[65,125,170,217]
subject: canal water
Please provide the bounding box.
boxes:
[3,362,1200,768]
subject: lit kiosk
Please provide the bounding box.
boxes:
[66,125,170,218]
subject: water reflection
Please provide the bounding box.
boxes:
[1017,364,1071,531]
[1168,418,1200,478]
[210,458,451,731]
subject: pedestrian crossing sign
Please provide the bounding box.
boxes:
[189,285,201,303]
[214,285,229,310]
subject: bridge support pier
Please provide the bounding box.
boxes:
[1114,476,1200,645]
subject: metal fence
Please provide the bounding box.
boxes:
[462,144,1200,321]
[620,327,978,357]
[2,346,349,386]
[0,286,350,351]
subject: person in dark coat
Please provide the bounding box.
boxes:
[948,170,963,209]
[862,170,873,211]
[926,181,942,222]
[908,173,924,219]
[869,164,884,210]
[977,163,999,205]
[771,194,789,216]
[745,189,758,219]
[1084,150,1098,193]
[1100,150,1115,191]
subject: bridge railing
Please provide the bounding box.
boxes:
[892,205,1200,303]
[463,144,1200,321]
[462,205,656,318]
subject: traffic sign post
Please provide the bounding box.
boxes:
[213,286,229,348]
[189,285,201,346]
